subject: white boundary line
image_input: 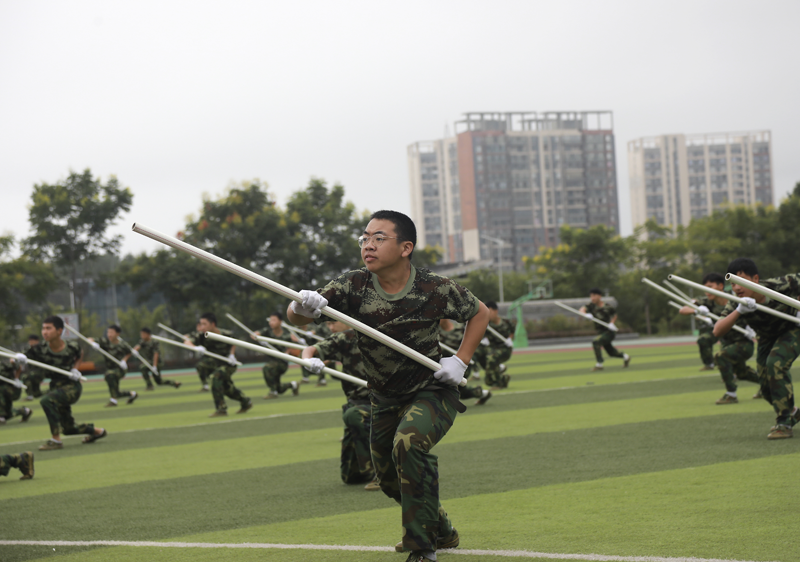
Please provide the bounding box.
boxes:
[0,540,775,562]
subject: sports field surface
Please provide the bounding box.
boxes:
[2,339,798,562]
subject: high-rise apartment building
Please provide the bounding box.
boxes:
[628,131,773,228]
[408,111,619,269]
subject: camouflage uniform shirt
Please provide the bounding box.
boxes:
[257,326,296,366]
[585,302,616,334]
[314,329,370,402]
[98,337,132,363]
[136,339,163,367]
[187,328,236,366]
[438,322,465,350]
[315,264,480,397]
[694,296,727,334]
[720,274,800,341]
[25,340,82,390]
[487,318,515,347]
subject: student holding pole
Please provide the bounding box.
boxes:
[578,288,631,372]
[0,359,32,424]
[254,312,300,400]
[676,273,727,372]
[472,301,515,390]
[132,327,181,391]
[22,334,46,400]
[87,325,138,407]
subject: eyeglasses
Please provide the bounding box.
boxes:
[357,234,398,248]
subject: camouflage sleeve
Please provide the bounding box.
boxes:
[695,296,711,308]
[440,279,480,324]
[719,301,736,318]
[153,341,160,354]
[122,340,132,354]
[585,303,596,315]
[763,274,800,297]
[316,271,356,319]
[314,333,345,363]
[25,344,43,362]
[606,305,617,317]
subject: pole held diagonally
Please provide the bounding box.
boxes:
[150,335,242,366]
[0,350,87,382]
[63,324,124,368]
[157,323,186,341]
[225,313,279,351]
[554,301,615,330]
[281,322,324,342]
[255,335,307,351]
[726,273,800,312]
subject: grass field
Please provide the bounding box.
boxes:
[1,339,798,562]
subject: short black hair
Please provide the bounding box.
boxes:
[485,301,498,310]
[200,312,217,325]
[269,311,283,320]
[369,210,416,259]
[589,287,603,296]
[28,334,40,341]
[43,315,64,330]
[701,273,725,285]
[108,324,122,334]
[140,327,152,334]
[727,258,758,277]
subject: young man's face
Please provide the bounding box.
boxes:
[197,318,214,333]
[268,315,281,330]
[730,271,759,298]
[107,328,119,341]
[590,293,602,305]
[328,320,348,333]
[140,331,151,342]
[360,219,412,273]
[704,281,724,301]
[41,323,60,343]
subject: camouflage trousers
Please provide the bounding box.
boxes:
[23,369,46,398]
[40,383,94,436]
[141,368,178,388]
[0,383,24,420]
[715,340,759,392]
[104,367,134,399]
[371,387,458,553]
[458,384,484,400]
[593,331,625,363]
[474,346,512,388]
[211,365,249,412]
[196,358,218,385]
[697,331,719,366]
[756,327,800,426]
[341,401,374,484]
[263,360,292,394]
[0,453,24,477]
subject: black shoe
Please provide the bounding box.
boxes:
[21,407,33,422]
[127,391,139,405]
[18,451,34,480]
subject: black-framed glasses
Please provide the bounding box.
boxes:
[357,234,398,248]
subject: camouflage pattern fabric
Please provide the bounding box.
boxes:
[104,367,134,399]
[585,301,616,334]
[259,326,295,393]
[188,328,237,384]
[720,273,800,341]
[135,339,178,387]
[315,329,370,402]
[0,363,24,419]
[25,341,81,390]
[370,387,458,553]
[715,340,759,393]
[315,265,480,397]
[98,336,131,362]
[211,365,250,412]
[98,338,134,399]
[40,384,94,436]
[697,332,719,366]
[438,324,485,397]
[22,345,46,398]
[474,320,514,388]
[340,401,374,484]
[592,331,625,364]
[754,327,800,426]
[694,296,726,334]
[0,453,24,477]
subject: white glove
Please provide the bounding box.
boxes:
[701,317,714,326]
[306,357,326,374]
[736,297,757,314]
[744,326,756,340]
[69,368,82,381]
[433,355,468,386]
[151,367,160,376]
[298,338,307,346]
[696,305,710,316]
[14,353,27,366]
[12,378,23,388]
[608,322,619,332]
[480,337,490,346]
[119,360,128,371]
[227,353,237,366]
[504,337,514,348]
[91,341,101,350]
[131,349,141,358]
[194,345,206,356]
[290,290,328,319]
[584,313,594,319]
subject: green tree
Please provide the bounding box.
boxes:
[23,169,133,311]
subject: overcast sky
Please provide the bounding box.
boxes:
[2,0,799,258]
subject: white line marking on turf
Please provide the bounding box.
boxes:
[0,541,776,562]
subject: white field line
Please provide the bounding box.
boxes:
[0,540,776,562]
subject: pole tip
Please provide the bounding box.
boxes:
[725,273,733,280]
[131,222,137,231]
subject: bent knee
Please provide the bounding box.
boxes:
[392,428,430,461]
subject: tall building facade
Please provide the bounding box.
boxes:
[408,111,619,269]
[628,131,773,228]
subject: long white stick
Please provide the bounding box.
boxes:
[205,332,367,388]
[63,324,124,368]
[726,273,800,312]
[150,335,242,366]
[554,301,615,330]
[255,335,307,351]
[281,322,324,342]
[120,337,159,376]
[0,373,26,389]
[669,274,800,325]
[663,280,693,303]
[0,350,87,382]
[485,325,509,342]
[667,301,712,326]
[225,313,278,351]
[131,223,445,374]
[157,323,186,341]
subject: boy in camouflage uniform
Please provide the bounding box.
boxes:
[0,360,32,424]
[89,325,137,407]
[303,320,377,489]
[288,210,489,562]
[23,335,46,400]
[254,312,300,399]
[579,288,631,372]
[714,258,800,439]
[23,315,107,450]
[677,273,727,371]
[132,327,181,390]
[439,319,491,405]
[472,301,515,390]
[185,312,252,417]
[0,451,34,480]
[185,320,212,391]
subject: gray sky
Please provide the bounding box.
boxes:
[2,0,799,258]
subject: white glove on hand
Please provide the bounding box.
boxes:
[736,297,757,314]
[433,355,468,386]
[14,353,27,366]
[91,341,101,350]
[504,337,514,348]
[119,360,128,371]
[12,378,23,388]
[701,317,714,326]
[227,353,237,366]
[131,349,141,358]
[608,322,619,332]
[744,326,756,340]
[194,345,206,356]
[290,290,328,319]
[298,338,307,346]
[69,368,82,381]
[584,313,594,319]
[306,358,326,374]
[152,368,160,376]
[696,305,710,316]
[480,337,490,346]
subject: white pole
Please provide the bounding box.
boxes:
[669,274,800,325]
[726,273,800,312]
[554,301,615,330]
[119,336,159,376]
[63,324,124,368]
[255,335,307,351]
[485,324,508,341]
[281,322,324,342]
[0,373,26,389]
[157,323,186,341]
[150,335,242,366]
[205,332,367,388]
[662,280,692,303]
[225,313,279,351]
[667,301,713,326]
[0,350,87,382]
